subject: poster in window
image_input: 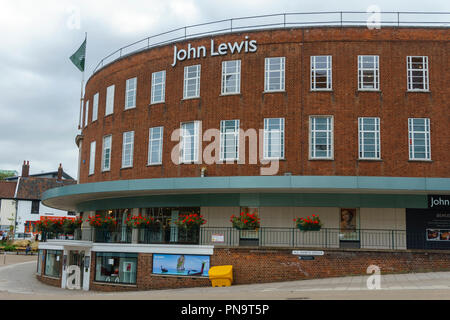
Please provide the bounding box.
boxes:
[152,254,210,277]
[340,208,359,241]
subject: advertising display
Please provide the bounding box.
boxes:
[152,254,210,277]
[406,207,450,250]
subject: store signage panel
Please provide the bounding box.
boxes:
[172,36,258,67]
[428,195,450,209]
[292,250,324,256]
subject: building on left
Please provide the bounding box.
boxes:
[0,161,76,239]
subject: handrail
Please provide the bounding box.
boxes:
[90,11,450,76]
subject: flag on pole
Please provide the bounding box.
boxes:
[69,38,86,72]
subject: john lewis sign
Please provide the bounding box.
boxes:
[429,195,450,209]
[172,36,257,67]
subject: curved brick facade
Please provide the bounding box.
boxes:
[79,27,450,184]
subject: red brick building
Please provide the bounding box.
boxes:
[39,22,450,291]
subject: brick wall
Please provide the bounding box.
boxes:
[83,247,450,292]
[78,27,450,183]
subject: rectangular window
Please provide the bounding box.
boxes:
[105,85,115,116]
[122,131,134,168]
[263,118,285,159]
[125,77,137,109]
[45,250,62,278]
[221,60,241,95]
[311,56,332,90]
[89,141,96,175]
[92,93,99,122]
[84,100,89,127]
[358,55,379,90]
[264,57,285,92]
[95,252,138,285]
[220,120,240,161]
[180,121,200,163]
[151,71,166,104]
[31,200,40,214]
[148,127,163,165]
[102,135,112,171]
[183,65,201,99]
[310,116,333,159]
[407,56,429,91]
[408,118,431,160]
[358,117,381,159]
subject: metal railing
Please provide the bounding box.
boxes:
[91,11,450,75]
[40,226,447,250]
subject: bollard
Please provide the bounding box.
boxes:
[3,252,6,265]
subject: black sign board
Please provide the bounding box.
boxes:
[298,256,315,261]
[428,195,450,209]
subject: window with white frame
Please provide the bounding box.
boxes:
[180,121,200,163]
[84,100,89,127]
[311,56,332,90]
[148,127,163,165]
[89,141,96,175]
[264,57,285,92]
[407,56,429,91]
[408,118,431,160]
[102,135,112,171]
[151,71,166,104]
[105,85,115,116]
[183,65,201,99]
[122,131,134,168]
[358,117,381,159]
[263,118,285,159]
[358,55,379,90]
[310,116,333,159]
[92,93,99,122]
[125,78,137,109]
[221,60,241,95]
[220,120,240,161]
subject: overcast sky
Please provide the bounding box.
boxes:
[0,0,448,179]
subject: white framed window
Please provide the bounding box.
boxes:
[220,120,240,161]
[408,118,431,160]
[102,135,112,171]
[221,60,241,95]
[263,118,285,160]
[180,121,200,163]
[89,141,96,175]
[125,78,137,110]
[183,65,201,99]
[358,117,381,160]
[122,131,134,168]
[407,56,429,91]
[264,57,285,92]
[92,93,99,122]
[311,56,332,90]
[358,55,379,90]
[310,116,333,159]
[84,100,89,127]
[148,127,163,165]
[151,71,166,104]
[105,85,115,116]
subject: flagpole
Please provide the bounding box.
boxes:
[78,32,87,130]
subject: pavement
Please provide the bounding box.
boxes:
[1,255,450,300]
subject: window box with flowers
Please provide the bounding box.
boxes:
[230,212,261,246]
[63,217,83,239]
[125,215,163,244]
[294,215,323,231]
[87,215,119,243]
[172,213,206,244]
